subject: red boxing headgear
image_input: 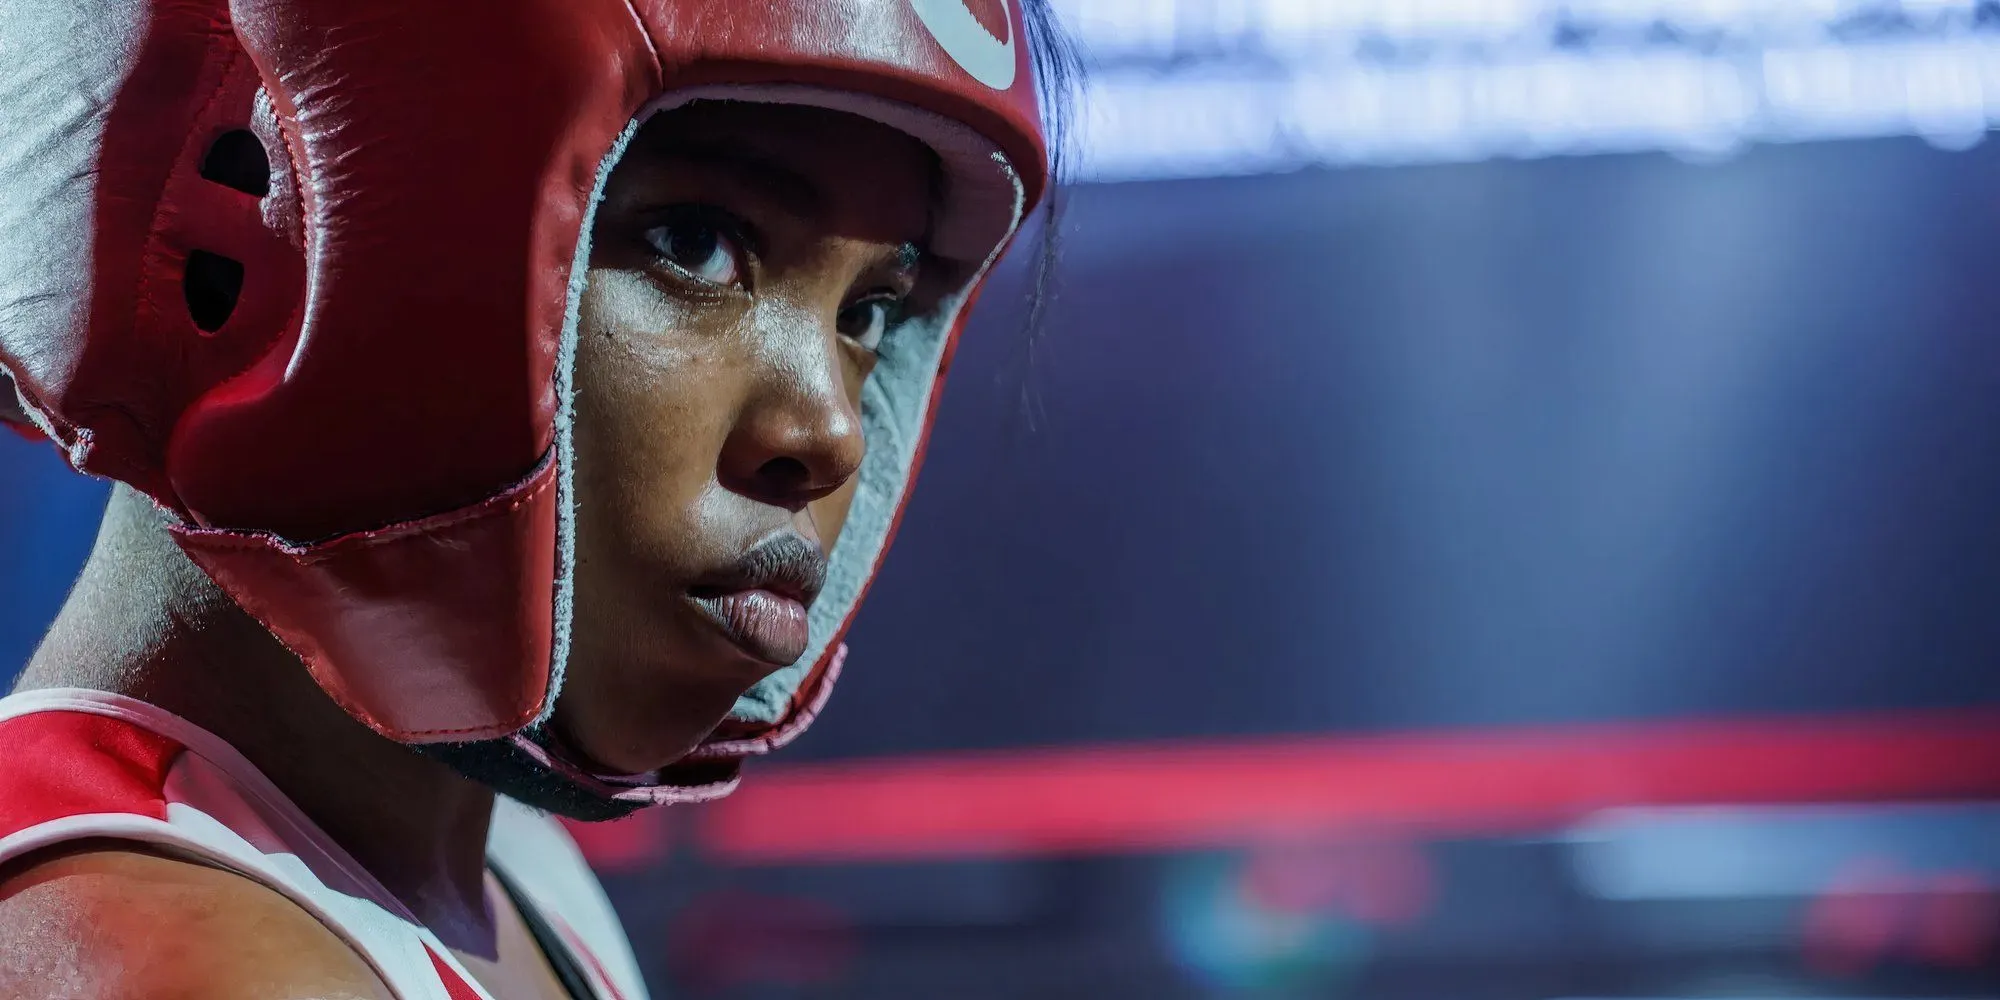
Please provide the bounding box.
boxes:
[0,1,1047,796]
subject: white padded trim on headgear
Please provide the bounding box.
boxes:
[537,83,1028,734]
[0,0,139,469]
[531,117,644,726]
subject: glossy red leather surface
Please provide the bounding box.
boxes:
[169,0,654,540]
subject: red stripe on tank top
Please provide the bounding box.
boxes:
[427,945,485,1000]
[0,711,179,839]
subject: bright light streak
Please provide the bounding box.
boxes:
[1051,0,2000,181]
[1073,36,2000,182]
[1054,0,1984,57]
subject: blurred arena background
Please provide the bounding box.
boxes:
[5,1,2000,996]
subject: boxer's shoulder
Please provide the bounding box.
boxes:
[0,842,395,1000]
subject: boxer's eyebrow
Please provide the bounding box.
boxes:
[663,142,823,221]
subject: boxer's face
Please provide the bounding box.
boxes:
[556,102,936,774]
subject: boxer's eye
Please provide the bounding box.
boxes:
[641,206,749,289]
[837,295,904,352]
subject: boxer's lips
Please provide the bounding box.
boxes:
[685,533,826,667]
[685,588,813,666]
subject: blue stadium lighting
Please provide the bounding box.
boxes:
[1057,0,2000,180]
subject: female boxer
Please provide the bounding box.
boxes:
[0,0,1074,996]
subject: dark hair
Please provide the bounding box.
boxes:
[1012,0,1083,426]
[1020,0,1081,285]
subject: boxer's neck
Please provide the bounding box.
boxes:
[17,485,504,957]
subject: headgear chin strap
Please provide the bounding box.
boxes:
[0,0,1048,791]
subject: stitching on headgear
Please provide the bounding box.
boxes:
[170,448,558,559]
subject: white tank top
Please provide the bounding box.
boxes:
[0,688,652,1000]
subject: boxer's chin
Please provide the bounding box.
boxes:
[415,734,740,823]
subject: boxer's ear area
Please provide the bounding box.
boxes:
[198,128,271,198]
[181,128,272,334]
